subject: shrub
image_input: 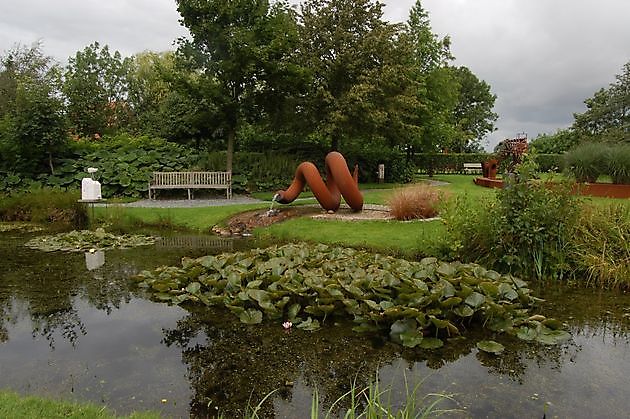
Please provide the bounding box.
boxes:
[387,184,447,220]
[607,144,630,184]
[0,188,88,229]
[444,157,582,280]
[564,143,609,182]
[571,204,630,289]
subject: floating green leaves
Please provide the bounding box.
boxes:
[477,340,505,354]
[0,222,44,233]
[25,228,157,252]
[133,243,569,349]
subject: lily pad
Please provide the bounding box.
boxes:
[477,340,505,354]
[239,309,263,325]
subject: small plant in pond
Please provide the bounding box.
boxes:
[387,184,448,220]
[133,243,570,348]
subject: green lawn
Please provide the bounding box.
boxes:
[0,391,159,419]
[93,174,627,255]
[256,217,446,258]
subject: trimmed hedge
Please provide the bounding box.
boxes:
[412,153,563,175]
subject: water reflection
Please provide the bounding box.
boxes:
[85,250,105,271]
[0,231,629,418]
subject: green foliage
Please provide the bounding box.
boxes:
[573,61,629,141]
[197,151,301,193]
[445,157,582,280]
[563,142,609,182]
[134,242,568,347]
[298,0,418,151]
[449,66,498,152]
[564,142,630,184]
[534,154,563,173]
[0,42,68,177]
[0,188,87,228]
[176,0,304,171]
[63,42,133,136]
[607,143,630,184]
[413,153,489,174]
[25,228,157,252]
[530,129,577,154]
[571,204,630,289]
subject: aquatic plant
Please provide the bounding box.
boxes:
[133,243,569,347]
[25,228,157,252]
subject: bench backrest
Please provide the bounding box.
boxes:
[151,171,231,186]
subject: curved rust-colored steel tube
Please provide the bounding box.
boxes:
[275,152,363,212]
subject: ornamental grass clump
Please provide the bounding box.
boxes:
[572,204,630,289]
[387,184,447,220]
[607,144,630,184]
[564,142,608,183]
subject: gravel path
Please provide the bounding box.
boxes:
[109,195,265,208]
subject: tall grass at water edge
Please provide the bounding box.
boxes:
[243,373,459,419]
[0,188,87,229]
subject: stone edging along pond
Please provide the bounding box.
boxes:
[473,177,630,199]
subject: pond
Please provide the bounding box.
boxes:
[0,230,629,418]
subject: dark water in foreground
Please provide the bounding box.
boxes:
[0,231,629,418]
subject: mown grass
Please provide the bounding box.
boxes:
[94,203,268,231]
[257,218,446,259]
[0,391,159,419]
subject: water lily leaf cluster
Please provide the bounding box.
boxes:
[0,222,44,233]
[133,243,569,348]
[25,228,157,252]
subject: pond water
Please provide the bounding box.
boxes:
[0,230,629,418]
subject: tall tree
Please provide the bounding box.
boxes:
[450,66,498,152]
[63,42,133,137]
[403,0,458,154]
[175,0,303,171]
[0,43,67,175]
[298,0,408,151]
[573,61,629,143]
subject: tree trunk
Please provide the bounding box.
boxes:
[226,128,235,173]
[48,151,55,175]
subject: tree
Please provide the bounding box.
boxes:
[530,129,576,154]
[573,61,629,143]
[63,42,133,137]
[298,0,410,151]
[402,0,458,155]
[175,0,303,171]
[449,66,498,152]
[0,43,67,176]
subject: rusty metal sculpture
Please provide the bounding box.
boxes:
[275,151,364,212]
[483,134,528,179]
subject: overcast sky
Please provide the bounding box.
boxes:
[1,0,629,150]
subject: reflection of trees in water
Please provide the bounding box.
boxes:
[162,307,400,417]
[0,234,247,348]
[161,305,586,417]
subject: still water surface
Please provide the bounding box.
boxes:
[0,231,628,418]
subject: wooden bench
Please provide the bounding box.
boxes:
[463,162,482,174]
[148,171,232,200]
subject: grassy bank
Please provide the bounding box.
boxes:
[0,391,158,419]
[257,218,446,258]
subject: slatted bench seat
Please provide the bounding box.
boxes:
[463,162,483,174]
[148,171,232,200]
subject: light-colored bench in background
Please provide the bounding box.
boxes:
[148,171,232,200]
[463,162,482,174]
